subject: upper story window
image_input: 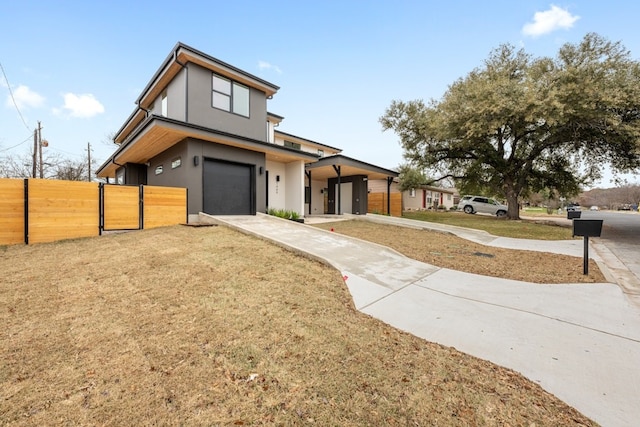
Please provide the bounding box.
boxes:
[161,92,168,117]
[212,74,250,117]
[318,149,324,156]
[284,140,301,150]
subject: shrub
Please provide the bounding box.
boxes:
[267,208,299,220]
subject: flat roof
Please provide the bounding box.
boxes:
[305,154,398,181]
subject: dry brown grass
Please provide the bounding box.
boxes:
[1,226,596,426]
[312,220,605,284]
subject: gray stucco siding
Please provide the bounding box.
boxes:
[186,63,268,141]
[148,138,266,215]
[146,140,191,189]
[150,68,186,121]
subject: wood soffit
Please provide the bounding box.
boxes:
[100,120,317,177]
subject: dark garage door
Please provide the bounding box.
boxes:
[203,159,254,215]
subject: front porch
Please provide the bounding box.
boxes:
[304,155,398,216]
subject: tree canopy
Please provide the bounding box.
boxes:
[396,164,429,192]
[380,33,640,219]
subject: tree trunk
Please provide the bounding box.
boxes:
[505,185,521,220]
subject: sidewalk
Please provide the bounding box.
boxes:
[361,213,640,299]
[201,213,640,427]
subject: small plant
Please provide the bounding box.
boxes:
[267,208,300,220]
[450,206,458,211]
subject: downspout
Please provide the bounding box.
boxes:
[112,157,126,183]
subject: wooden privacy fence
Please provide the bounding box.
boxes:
[0,178,187,245]
[367,192,402,217]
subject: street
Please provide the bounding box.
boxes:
[581,210,640,286]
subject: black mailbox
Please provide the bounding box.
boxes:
[573,219,603,237]
[567,210,582,219]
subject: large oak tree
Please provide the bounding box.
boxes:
[381,33,640,219]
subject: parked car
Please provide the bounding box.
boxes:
[590,206,599,211]
[458,195,508,217]
[567,203,581,212]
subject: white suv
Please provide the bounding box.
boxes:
[458,195,508,217]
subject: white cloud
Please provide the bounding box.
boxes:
[522,5,580,37]
[55,93,105,118]
[5,85,45,109]
[258,60,282,74]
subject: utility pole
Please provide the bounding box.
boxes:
[86,142,92,182]
[32,127,37,178]
[38,121,43,178]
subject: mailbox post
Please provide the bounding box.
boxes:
[572,219,603,275]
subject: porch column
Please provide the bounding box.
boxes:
[333,165,341,215]
[386,176,393,216]
[305,170,311,215]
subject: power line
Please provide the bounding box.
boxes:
[48,146,85,158]
[0,134,33,152]
[0,62,31,132]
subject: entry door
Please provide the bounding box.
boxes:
[203,159,254,215]
[335,182,352,214]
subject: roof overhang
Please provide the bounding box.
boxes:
[305,154,398,181]
[137,43,279,112]
[97,116,319,178]
[418,185,458,194]
[111,43,282,146]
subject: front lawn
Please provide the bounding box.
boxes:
[0,225,594,426]
[403,210,573,240]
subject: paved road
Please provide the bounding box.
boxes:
[583,211,640,289]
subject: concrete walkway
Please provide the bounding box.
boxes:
[201,213,640,427]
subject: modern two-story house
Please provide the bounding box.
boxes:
[97,42,398,220]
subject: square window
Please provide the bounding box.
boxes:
[211,73,250,117]
[213,75,231,95]
[171,157,181,169]
[213,92,230,110]
[155,165,163,175]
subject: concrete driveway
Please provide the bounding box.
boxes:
[202,213,640,427]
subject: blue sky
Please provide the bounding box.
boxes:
[2,1,639,186]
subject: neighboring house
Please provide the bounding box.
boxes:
[368,178,458,211]
[404,185,458,210]
[97,42,397,220]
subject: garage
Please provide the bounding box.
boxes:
[203,158,255,215]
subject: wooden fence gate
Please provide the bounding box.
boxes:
[0,179,187,245]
